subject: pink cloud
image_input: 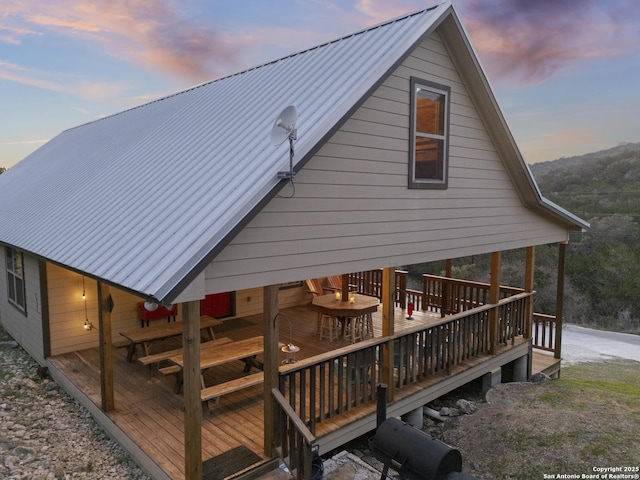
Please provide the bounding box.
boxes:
[354,0,422,24]
[0,61,130,101]
[2,0,240,83]
[458,0,640,86]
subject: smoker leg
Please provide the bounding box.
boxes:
[380,464,389,480]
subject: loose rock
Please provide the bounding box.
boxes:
[0,326,150,479]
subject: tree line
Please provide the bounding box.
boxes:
[405,142,640,335]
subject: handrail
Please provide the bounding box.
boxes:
[277,292,534,436]
[532,313,557,353]
[271,388,316,480]
[348,269,525,315]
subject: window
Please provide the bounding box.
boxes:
[5,247,26,313]
[409,77,450,189]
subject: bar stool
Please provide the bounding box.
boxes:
[319,314,339,342]
[343,315,362,344]
[361,312,374,338]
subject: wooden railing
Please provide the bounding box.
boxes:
[348,270,524,315]
[531,313,557,353]
[279,292,533,432]
[272,388,316,479]
[278,338,384,435]
[394,292,530,386]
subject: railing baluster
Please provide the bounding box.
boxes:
[278,290,534,448]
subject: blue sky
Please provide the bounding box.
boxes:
[2,0,639,169]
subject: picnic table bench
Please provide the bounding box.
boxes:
[201,371,264,411]
[119,316,222,362]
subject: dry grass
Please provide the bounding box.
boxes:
[441,360,640,479]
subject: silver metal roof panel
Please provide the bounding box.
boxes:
[0,3,451,302]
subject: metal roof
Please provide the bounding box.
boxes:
[0,2,452,303]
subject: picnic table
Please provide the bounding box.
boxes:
[119,316,222,362]
[167,335,269,394]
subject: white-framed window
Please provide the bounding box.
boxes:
[5,246,26,314]
[409,77,450,189]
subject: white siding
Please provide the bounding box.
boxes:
[0,251,46,364]
[203,29,568,293]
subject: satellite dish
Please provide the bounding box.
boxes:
[271,105,298,184]
[270,105,297,146]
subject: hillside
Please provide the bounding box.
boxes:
[529,141,640,333]
[530,141,640,219]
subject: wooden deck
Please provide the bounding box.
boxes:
[532,349,562,378]
[48,304,541,480]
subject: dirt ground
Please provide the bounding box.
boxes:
[436,360,640,479]
[344,360,640,480]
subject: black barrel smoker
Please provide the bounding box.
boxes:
[370,385,479,480]
[369,417,462,480]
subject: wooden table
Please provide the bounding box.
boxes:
[167,335,267,393]
[119,316,221,362]
[311,293,379,343]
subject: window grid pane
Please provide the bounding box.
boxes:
[415,90,445,136]
[415,138,445,181]
[5,247,26,313]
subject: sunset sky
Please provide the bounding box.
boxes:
[1,0,639,169]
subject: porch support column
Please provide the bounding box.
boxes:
[524,246,535,340]
[441,259,452,317]
[182,300,202,480]
[489,252,501,355]
[381,267,396,401]
[97,282,114,412]
[263,284,279,458]
[341,274,350,301]
[554,242,567,360]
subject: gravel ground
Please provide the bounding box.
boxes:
[0,326,150,480]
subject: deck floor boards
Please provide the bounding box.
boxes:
[49,303,544,480]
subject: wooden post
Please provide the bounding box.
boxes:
[97,282,115,412]
[263,284,279,457]
[524,246,535,339]
[182,300,202,480]
[381,268,396,401]
[489,252,501,355]
[555,242,566,360]
[341,274,350,301]
[441,259,452,317]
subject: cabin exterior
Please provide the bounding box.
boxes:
[0,2,586,479]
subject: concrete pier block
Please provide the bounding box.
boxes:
[513,355,528,382]
[402,406,424,428]
[482,367,501,396]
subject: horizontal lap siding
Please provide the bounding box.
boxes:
[45,264,309,353]
[204,30,567,293]
[0,251,45,364]
[47,264,140,355]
